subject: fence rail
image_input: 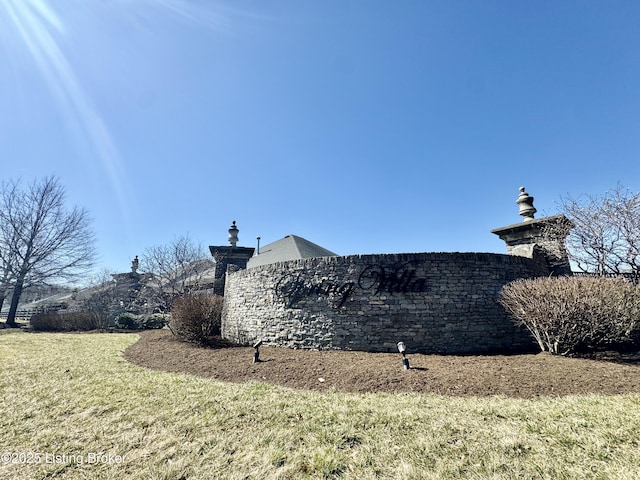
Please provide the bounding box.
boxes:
[572,271,640,285]
[0,310,36,320]
[0,308,60,320]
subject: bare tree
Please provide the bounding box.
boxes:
[140,235,213,312]
[0,238,18,314]
[556,185,640,275]
[0,177,96,327]
[0,181,21,313]
[76,268,118,327]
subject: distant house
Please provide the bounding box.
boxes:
[247,234,338,269]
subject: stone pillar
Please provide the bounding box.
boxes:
[491,187,573,275]
[209,221,255,295]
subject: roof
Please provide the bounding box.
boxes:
[247,235,337,268]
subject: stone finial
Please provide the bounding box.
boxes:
[516,186,537,221]
[228,221,239,247]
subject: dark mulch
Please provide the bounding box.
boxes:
[124,329,640,399]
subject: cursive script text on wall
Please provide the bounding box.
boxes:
[275,263,428,309]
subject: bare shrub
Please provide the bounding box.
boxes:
[170,294,224,342]
[499,276,640,355]
[30,311,100,332]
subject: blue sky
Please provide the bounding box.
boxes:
[2,0,640,274]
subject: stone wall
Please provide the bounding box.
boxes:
[222,251,550,354]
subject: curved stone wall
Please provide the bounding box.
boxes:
[221,252,550,354]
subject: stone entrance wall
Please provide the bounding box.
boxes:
[221,252,550,354]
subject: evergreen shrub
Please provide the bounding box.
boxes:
[115,313,168,330]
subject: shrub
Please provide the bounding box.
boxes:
[115,312,138,330]
[170,294,224,342]
[115,313,169,330]
[499,276,640,355]
[137,313,169,330]
[30,311,101,332]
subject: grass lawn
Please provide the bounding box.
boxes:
[1,331,640,479]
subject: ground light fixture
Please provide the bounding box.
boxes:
[253,340,263,363]
[397,342,410,370]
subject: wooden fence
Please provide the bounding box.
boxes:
[0,308,60,320]
[0,310,35,320]
[572,271,640,285]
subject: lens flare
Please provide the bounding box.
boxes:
[0,0,131,224]
[0,0,232,228]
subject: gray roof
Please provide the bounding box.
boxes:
[247,235,337,268]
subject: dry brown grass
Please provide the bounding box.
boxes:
[2,330,640,479]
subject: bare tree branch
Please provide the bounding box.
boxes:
[559,184,640,275]
[0,177,96,326]
[140,235,213,312]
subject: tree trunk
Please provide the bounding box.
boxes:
[5,280,24,327]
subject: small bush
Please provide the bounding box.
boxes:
[170,294,224,342]
[138,313,169,330]
[499,276,640,355]
[115,313,169,330]
[115,312,138,330]
[30,311,101,332]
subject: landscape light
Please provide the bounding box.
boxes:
[397,342,410,370]
[253,340,263,363]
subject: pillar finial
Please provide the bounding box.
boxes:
[516,186,537,221]
[228,220,239,247]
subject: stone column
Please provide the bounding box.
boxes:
[491,187,573,275]
[209,221,255,295]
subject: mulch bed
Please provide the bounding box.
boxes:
[124,329,640,399]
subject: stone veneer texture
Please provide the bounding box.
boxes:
[222,252,550,354]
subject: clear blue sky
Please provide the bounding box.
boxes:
[2,0,640,274]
